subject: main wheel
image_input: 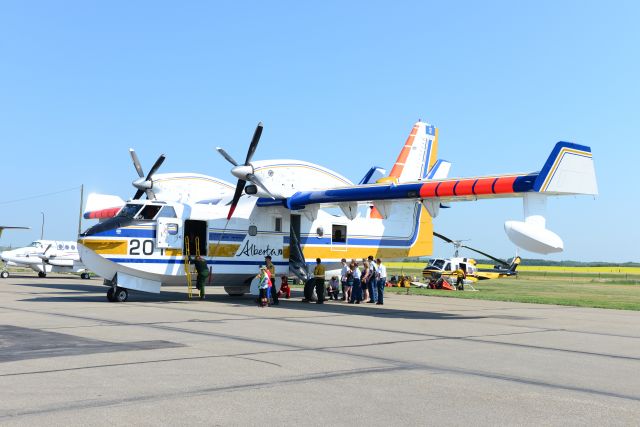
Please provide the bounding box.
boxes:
[224,286,246,297]
[114,287,128,302]
[106,287,116,302]
[0,271,8,279]
[81,272,90,280]
[38,271,46,278]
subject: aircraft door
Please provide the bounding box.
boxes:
[184,220,208,256]
[157,218,183,249]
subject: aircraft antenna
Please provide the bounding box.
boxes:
[77,184,84,237]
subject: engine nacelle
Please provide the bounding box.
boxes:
[504,220,563,254]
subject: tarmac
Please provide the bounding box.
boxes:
[0,273,638,426]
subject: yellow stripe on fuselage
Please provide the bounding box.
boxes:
[78,239,128,255]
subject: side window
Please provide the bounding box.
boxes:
[275,217,282,232]
[157,206,177,218]
[57,244,63,250]
[444,262,451,271]
[71,244,76,250]
[64,244,69,250]
[248,225,258,236]
[332,224,347,243]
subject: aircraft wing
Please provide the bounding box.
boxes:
[258,142,597,210]
[0,226,30,238]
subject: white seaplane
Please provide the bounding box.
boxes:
[78,121,597,302]
[1,240,91,279]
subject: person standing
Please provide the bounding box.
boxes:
[192,255,209,300]
[375,258,387,305]
[454,265,466,290]
[257,266,271,307]
[361,261,370,303]
[265,255,278,305]
[349,262,362,304]
[313,258,326,304]
[367,255,378,303]
[340,258,349,301]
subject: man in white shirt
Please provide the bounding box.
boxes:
[340,258,349,301]
[375,258,387,305]
[367,255,378,303]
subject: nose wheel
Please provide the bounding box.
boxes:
[0,270,8,279]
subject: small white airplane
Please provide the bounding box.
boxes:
[0,240,91,279]
[78,120,598,302]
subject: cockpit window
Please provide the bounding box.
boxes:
[156,206,177,219]
[432,259,445,269]
[117,204,142,218]
[29,242,42,248]
[136,205,163,220]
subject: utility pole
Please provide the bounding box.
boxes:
[77,184,84,237]
[40,212,44,239]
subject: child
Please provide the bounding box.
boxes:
[327,276,340,300]
[257,266,271,307]
[278,275,291,299]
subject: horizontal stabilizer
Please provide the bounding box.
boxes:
[426,160,451,180]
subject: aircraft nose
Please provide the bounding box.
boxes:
[80,216,131,237]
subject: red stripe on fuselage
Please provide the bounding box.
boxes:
[492,176,517,194]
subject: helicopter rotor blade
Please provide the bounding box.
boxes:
[461,244,509,267]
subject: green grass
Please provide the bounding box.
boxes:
[384,266,640,311]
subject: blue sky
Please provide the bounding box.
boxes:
[0,1,637,262]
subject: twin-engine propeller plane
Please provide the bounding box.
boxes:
[422,232,521,282]
[78,120,598,302]
[1,240,91,279]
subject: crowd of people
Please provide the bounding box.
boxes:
[301,256,388,305]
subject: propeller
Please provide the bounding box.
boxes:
[433,232,509,267]
[216,122,275,220]
[129,149,166,200]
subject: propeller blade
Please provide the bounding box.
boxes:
[227,179,247,220]
[146,154,166,180]
[216,147,239,166]
[244,122,263,165]
[129,149,145,178]
[142,154,165,199]
[247,173,275,199]
[461,244,509,267]
[133,189,145,200]
[433,231,455,244]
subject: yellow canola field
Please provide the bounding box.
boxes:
[386,262,640,275]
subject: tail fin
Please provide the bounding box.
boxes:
[509,256,521,273]
[534,142,597,195]
[387,121,438,183]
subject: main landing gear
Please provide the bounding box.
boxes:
[0,270,9,279]
[104,279,128,302]
[80,272,90,280]
[38,271,47,278]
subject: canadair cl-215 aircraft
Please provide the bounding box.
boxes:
[78,121,598,302]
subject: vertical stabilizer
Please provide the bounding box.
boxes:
[387,121,438,183]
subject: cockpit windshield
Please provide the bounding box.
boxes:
[136,205,162,220]
[117,204,142,219]
[28,241,42,248]
[431,259,445,269]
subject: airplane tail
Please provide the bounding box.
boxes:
[534,142,597,195]
[387,121,439,183]
[509,256,521,273]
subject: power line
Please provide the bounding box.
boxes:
[0,186,81,206]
